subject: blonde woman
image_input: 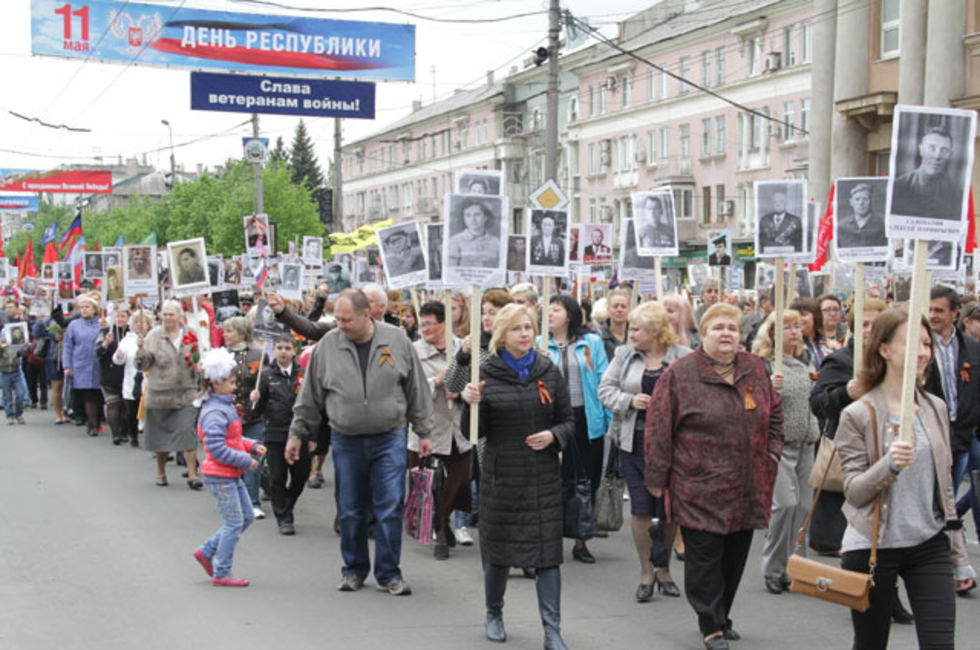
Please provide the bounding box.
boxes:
[599,302,691,602]
[663,294,700,349]
[751,310,820,594]
[462,304,574,649]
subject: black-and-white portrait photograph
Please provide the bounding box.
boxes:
[279,262,303,300]
[834,177,889,262]
[212,290,241,325]
[157,251,171,286]
[618,219,656,283]
[0,259,8,283]
[887,105,978,241]
[786,201,821,265]
[21,276,37,298]
[167,238,209,296]
[632,190,678,257]
[302,236,322,266]
[41,262,56,284]
[443,194,508,287]
[568,225,581,265]
[56,261,71,283]
[901,238,959,272]
[425,224,444,287]
[755,263,776,289]
[325,261,352,296]
[527,209,568,277]
[122,245,157,298]
[3,321,28,352]
[103,248,121,269]
[582,224,613,264]
[506,235,527,273]
[455,168,503,196]
[223,258,241,287]
[253,298,286,342]
[810,272,829,297]
[755,180,807,257]
[687,263,711,293]
[243,213,271,257]
[207,256,223,288]
[707,230,732,266]
[377,222,428,290]
[794,268,812,299]
[83,252,104,281]
[104,267,124,302]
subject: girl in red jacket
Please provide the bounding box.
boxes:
[192,348,266,587]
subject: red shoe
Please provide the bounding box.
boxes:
[193,548,213,577]
[212,576,250,587]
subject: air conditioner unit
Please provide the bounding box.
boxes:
[599,206,614,222]
[599,151,611,166]
[635,150,646,163]
[718,200,734,216]
[605,76,617,90]
[765,52,782,73]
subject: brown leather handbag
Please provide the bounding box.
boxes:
[787,401,882,612]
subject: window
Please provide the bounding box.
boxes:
[673,188,693,219]
[599,85,607,114]
[432,134,439,154]
[659,127,669,162]
[589,85,595,116]
[647,131,656,164]
[701,118,712,156]
[568,97,579,122]
[629,135,637,170]
[660,64,668,98]
[747,36,762,76]
[750,113,762,150]
[648,67,657,101]
[783,26,796,68]
[419,139,426,160]
[589,198,597,224]
[716,184,726,215]
[458,123,468,149]
[679,57,691,95]
[716,47,726,86]
[881,0,900,58]
[702,185,712,225]
[680,124,691,161]
[800,99,811,139]
[800,22,812,63]
[716,116,726,154]
[621,73,632,108]
[588,143,596,175]
[782,101,795,142]
[702,51,712,87]
[599,140,609,173]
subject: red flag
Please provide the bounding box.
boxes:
[966,187,976,255]
[23,238,36,277]
[808,185,835,273]
[43,242,59,265]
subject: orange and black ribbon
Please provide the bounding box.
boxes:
[962,362,971,384]
[538,380,552,405]
[378,347,395,369]
[744,385,757,411]
[583,346,595,373]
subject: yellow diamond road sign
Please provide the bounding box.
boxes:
[530,180,568,211]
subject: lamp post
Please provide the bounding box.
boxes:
[160,119,175,188]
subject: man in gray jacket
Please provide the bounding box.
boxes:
[287,289,433,596]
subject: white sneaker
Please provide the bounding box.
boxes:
[253,507,266,520]
[457,526,474,546]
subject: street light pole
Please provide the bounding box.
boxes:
[160,119,175,188]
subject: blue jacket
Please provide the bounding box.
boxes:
[537,331,611,439]
[63,316,101,389]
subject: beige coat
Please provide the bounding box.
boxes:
[835,386,970,570]
[408,337,471,455]
[135,325,201,410]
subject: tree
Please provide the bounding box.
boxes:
[268,136,290,166]
[289,120,324,192]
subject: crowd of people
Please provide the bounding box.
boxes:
[9,275,980,650]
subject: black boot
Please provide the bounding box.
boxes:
[892,588,913,624]
[536,567,569,650]
[484,564,508,642]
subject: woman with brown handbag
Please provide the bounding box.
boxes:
[836,308,976,649]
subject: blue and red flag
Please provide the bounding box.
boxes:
[59,216,83,254]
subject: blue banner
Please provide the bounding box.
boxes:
[0,196,40,211]
[30,0,415,81]
[192,72,376,119]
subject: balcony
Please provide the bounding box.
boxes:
[416,197,438,214]
[653,158,694,185]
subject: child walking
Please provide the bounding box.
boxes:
[251,333,308,536]
[193,348,266,587]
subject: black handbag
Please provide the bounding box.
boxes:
[562,434,597,540]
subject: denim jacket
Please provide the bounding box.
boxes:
[537,331,611,439]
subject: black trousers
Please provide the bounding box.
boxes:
[682,527,754,636]
[841,532,955,650]
[25,362,46,407]
[124,399,140,442]
[561,406,604,499]
[265,440,311,523]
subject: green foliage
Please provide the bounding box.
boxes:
[269,136,290,165]
[289,119,324,191]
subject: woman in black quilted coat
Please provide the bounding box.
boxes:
[463,304,575,650]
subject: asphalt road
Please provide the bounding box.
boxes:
[2,411,977,650]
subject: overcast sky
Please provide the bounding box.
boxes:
[0,0,629,177]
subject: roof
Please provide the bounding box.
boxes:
[345,81,507,149]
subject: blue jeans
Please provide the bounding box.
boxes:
[242,421,266,507]
[0,370,27,419]
[201,476,255,579]
[332,429,407,585]
[455,480,478,528]
[955,437,980,534]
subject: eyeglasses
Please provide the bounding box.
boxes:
[419,321,440,330]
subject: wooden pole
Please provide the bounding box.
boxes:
[631,280,640,308]
[654,257,663,301]
[852,263,865,378]
[540,277,551,352]
[469,285,482,445]
[409,286,421,326]
[786,263,797,305]
[444,289,454,411]
[773,257,785,374]
[898,240,930,446]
